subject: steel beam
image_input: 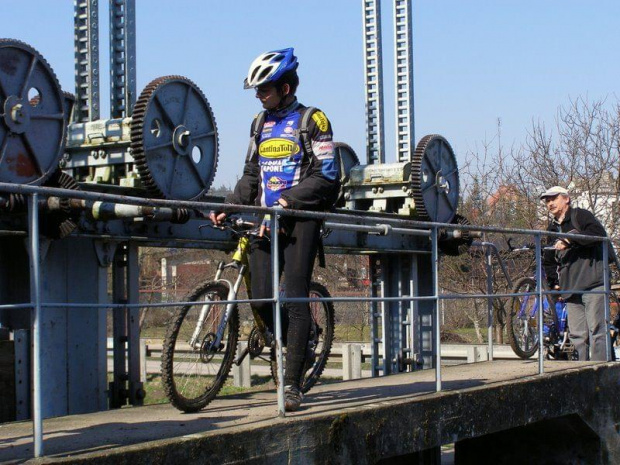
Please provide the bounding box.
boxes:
[74,0,100,122]
[393,0,415,162]
[109,0,137,118]
[362,0,386,164]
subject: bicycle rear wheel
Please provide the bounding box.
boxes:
[161,281,239,412]
[270,281,335,394]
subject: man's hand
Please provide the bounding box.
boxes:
[553,239,570,251]
[209,211,227,226]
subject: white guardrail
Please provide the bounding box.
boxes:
[107,339,520,388]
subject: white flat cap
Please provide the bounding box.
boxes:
[540,185,569,200]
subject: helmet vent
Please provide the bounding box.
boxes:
[258,66,274,82]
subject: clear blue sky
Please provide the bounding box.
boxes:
[5,1,620,188]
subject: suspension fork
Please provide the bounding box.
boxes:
[188,261,247,349]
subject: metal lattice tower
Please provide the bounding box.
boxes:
[362,0,386,164]
[74,0,100,122]
[109,0,136,119]
[394,0,415,162]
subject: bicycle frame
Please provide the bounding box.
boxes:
[188,236,250,350]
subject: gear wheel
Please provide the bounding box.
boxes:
[333,142,360,208]
[130,75,218,200]
[411,134,459,223]
[438,214,473,256]
[40,170,80,239]
[0,39,67,185]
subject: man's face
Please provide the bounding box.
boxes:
[544,194,570,218]
[255,84,282,110]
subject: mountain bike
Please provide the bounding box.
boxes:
[160,217,335,413]
[506,242,619,360]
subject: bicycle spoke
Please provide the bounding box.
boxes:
[161,282,238,412]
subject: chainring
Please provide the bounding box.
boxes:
[130,75,218,200]
[0,39,68,185]
[411,134,459,223]
[247,326,266,358]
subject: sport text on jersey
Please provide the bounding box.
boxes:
[258,138,301,158]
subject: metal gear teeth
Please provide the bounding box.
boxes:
[130,75,219,200]
[438,214,473,256]
[0,39,67,186]
[411,135,436,221]
[41,170,80,239]
[410,134,459,223]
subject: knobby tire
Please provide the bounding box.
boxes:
[161,281,239,412]
[270,281,335,394]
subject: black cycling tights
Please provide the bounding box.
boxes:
[249,217,321,388]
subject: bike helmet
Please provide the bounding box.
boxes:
[244,48,299,89]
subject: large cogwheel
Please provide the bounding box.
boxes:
[130,75,218,200]
[0,39,67,185]
[411,134,459,223]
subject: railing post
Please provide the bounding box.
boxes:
[603,239,611,361]
[28,193,44,457]
[484,239,494,360]
[535,234,544,374]
[271,211,285,416]
[431,227,441,392]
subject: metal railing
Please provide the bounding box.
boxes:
[0,181,614,457]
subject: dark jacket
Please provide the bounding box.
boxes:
[543,207,607,298]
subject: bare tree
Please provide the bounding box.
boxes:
[509,96,620,241]
[445,97,620,342]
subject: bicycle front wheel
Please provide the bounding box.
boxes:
[507,277,541,359]
[271,282,335,394]
[161,281,239,412]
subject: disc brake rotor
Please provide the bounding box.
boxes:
[130,75,218,200]
[0,39,67,185]
[200,332,218,363]
[411,134,459,223]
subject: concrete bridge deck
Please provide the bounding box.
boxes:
[1,360,619,464]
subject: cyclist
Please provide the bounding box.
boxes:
[210,48,338,411]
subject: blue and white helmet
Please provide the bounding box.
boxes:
[243,48,299,89]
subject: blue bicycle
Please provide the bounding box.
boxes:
[506,250,620,360]
[507,276,575,360]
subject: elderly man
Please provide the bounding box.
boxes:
[541,186,609,361]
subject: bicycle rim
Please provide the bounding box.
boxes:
[161,282,239,412]
[507,277,539,359]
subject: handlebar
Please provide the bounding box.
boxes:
[506,237,555,252]
[199,215,261,236]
